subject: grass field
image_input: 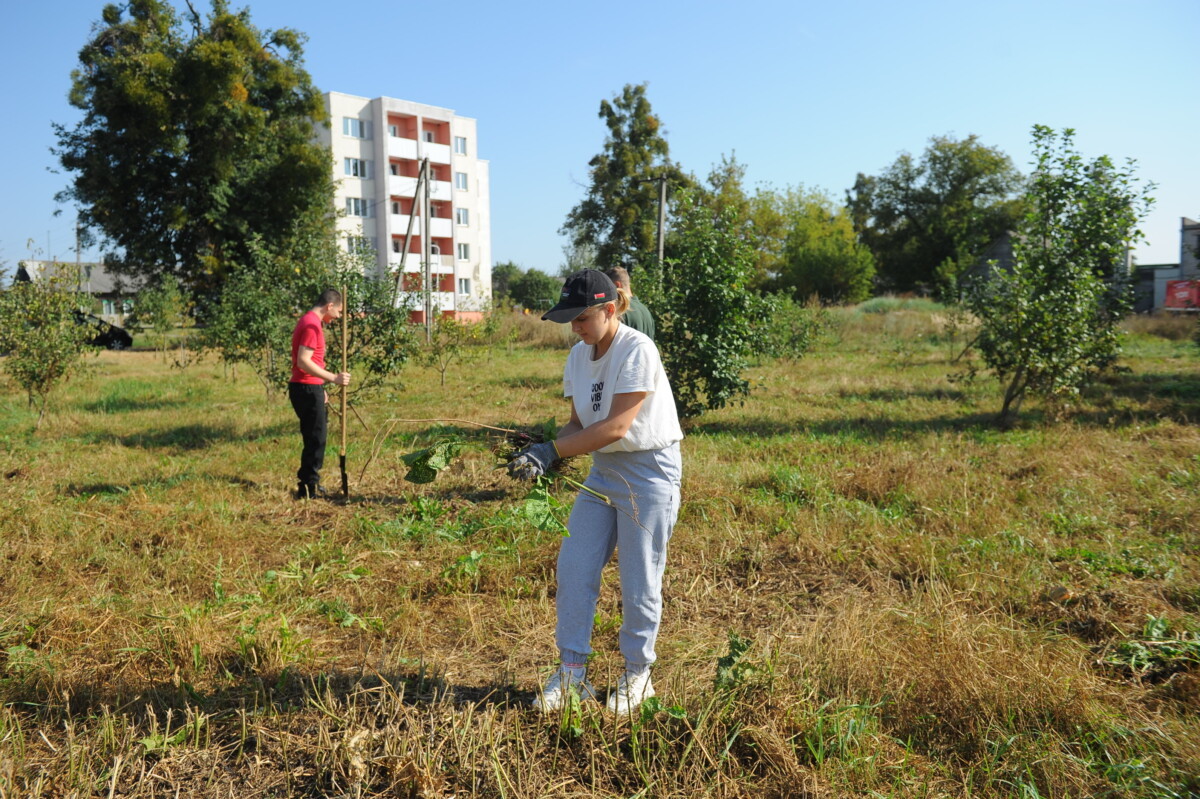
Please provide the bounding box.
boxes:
[1,308,1198,798]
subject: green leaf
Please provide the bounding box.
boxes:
[400,438,464,484]
[140,716,205,753]
[521,481,569,535]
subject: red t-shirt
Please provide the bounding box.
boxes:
[290,310,326,385]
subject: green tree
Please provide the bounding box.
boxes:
[701,153,754,237]
[655,191,772,419]
[420,314,486,387]
[759,188,875,303]
[847,134,1024,296]
[54,0,334,302]
[130,274,185,359]
[491,262,524,302]
[328,268,420,401]
[557,241,598,278]
[561,83,693,273]
[697,162,789,288]
[0,265,95,428]
[695,159,872,301]
[966,126,1153,425]
[510,269,561,311]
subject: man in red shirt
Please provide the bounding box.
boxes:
[289,289,351,499]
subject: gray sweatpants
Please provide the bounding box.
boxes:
[556,443,682,670]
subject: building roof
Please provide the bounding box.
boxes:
[16,259,143,295]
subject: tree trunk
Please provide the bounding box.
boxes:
[997,365,1027,428]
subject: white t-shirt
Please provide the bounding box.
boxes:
[563,324,684,453]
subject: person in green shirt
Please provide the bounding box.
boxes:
[604,266,655,340]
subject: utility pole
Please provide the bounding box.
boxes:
[422,158,433,343]
[656,175,667,275]
[636,175,668,292]
[75,222,83,294]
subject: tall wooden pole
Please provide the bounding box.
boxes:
[656,175,666,275]
[422,157,433,342]
[339,283,349,500]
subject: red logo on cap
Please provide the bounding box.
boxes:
[594,292,606,299]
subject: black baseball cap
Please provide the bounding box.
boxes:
[541,269,618,323]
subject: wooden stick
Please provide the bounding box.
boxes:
[381,417,518,433]
[339,283,349,499]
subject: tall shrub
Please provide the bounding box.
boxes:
[651,191,771,419]
[966,126,1153,424]
[0,266,95,427]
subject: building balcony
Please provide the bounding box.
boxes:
[387,175,452,201]
[400,290,456,309]
[388,213,451,239]
[387,253,424,271]
[389,214,420,236]
[387,136,418,160]
[422,141,451,164]
[388,253,456,271]
[388,175,418,197]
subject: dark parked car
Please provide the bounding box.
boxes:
[73,310,133,350]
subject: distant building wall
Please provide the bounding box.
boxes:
[317,91,492,319]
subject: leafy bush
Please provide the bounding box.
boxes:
[649,191,773,419]
[419,313,487,387]
[129,274,188,361]
[0,265,95,427]
[760,294,826,361]
[966,126,1153,424]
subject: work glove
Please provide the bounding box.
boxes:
[507,441,558,481]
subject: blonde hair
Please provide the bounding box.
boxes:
[612,285,631,317]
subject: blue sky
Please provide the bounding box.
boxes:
[1,0,1196,274]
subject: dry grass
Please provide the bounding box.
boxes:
[495,311,578,349]
[1123,312,1198,341]
[0,315,1198,797]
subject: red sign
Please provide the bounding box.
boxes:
[1164,280,1200,309]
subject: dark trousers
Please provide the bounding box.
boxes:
[289,383,327,488]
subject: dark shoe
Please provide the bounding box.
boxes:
[294,483,326,500]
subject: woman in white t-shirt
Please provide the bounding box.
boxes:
[508,268,683,714]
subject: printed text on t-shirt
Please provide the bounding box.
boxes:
[590,381,604,413]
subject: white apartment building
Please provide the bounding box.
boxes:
[317,92,492,321]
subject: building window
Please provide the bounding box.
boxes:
[343,158,372,179]
[345,197,371,217]
[454,136,468,155]
[457,243,469,261]
[346,236,375,253]
[392,201,401,215]
[342,117,371,139]
[389,124,399,137]
[392,240,402,253]
[454,172,468,190]
[458,277,471,295]
[455,207,469,226]
[423,130,435,143]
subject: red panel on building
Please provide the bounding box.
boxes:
[1164,280,1200,309]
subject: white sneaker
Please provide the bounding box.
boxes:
[606,670,655,713]
[532,667,596,712]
